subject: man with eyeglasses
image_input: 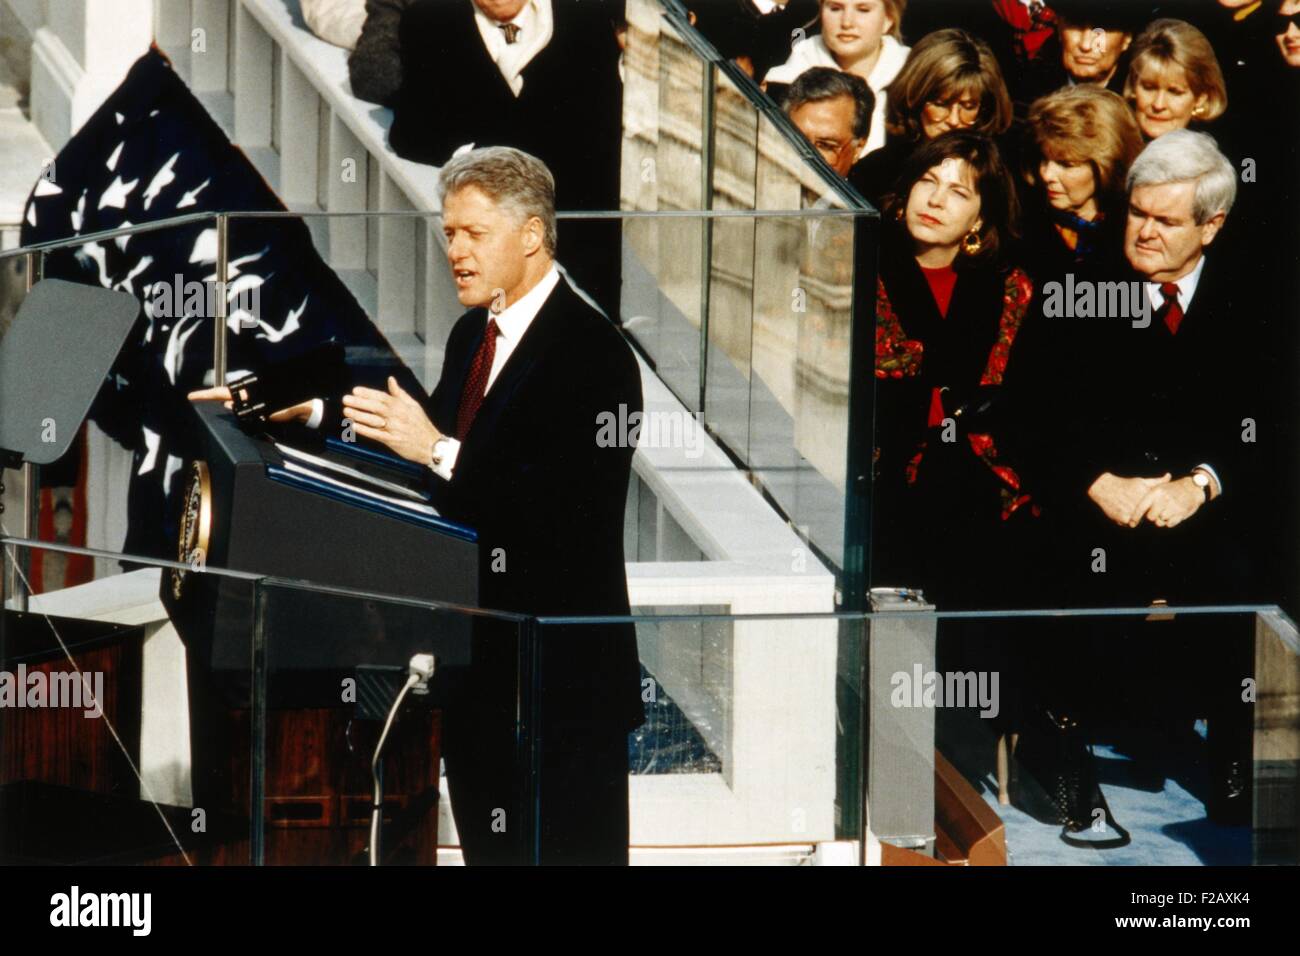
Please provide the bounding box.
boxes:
[782,67,875,175]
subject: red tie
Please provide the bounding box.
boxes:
[1159,282,1184,335]
[927,387,946,428]
[456,318,499,440]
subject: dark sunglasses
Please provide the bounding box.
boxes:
[1277,13,1300,32]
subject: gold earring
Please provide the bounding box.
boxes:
[962,229,983,255]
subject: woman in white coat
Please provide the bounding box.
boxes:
[764,0,911,155]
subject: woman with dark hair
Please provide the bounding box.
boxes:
[870,131,1033,608]
[848,29,1013,206]
[1018,85,1143,283]
[870,131,1037,817]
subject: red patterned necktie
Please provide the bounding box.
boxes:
[456,317,499,440]
[1159,282,1184,335]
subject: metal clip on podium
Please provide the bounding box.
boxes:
[0,279,142,611]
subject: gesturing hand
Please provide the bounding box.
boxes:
[1087,472,1172,527]
[341,376,443,464]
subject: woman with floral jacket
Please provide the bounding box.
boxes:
[871,131,1034,609]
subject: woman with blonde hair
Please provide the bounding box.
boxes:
[1124,19,1229,140]
[1019,85,1143,280]
[848,28,1012,206]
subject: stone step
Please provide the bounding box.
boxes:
[0,101,50,230]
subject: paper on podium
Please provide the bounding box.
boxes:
[280,459,440,517]
[274,442,428,503]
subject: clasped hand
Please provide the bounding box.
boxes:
[1088,472,1206,529]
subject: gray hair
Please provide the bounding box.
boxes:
[783,67,874,140]
[1126,129,1236,223]
[437,146,558,255]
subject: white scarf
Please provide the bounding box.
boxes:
[473,0,555,97]
[765,34,911,155]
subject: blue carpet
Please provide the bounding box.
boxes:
[976,743,1252,865]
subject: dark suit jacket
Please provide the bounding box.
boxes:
[424,274,645,731]
[388,0,625,317]
[1012,198,1130,292]
[1011,35,1131,114]
[388,0,621,214]
[846,134,910,210]
[688,0,818,80]
[1005,251,1263,606]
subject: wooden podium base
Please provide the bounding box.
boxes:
[186,662,443,865]
[205,706,441,866]
[0,610,143,798]
[1,610,442,865]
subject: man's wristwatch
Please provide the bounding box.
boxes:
[1190,470,1211,500]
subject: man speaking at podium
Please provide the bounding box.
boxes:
[195,147,644,864]
[347,147,644,865]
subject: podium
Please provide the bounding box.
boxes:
[163,402,479,677]
[0,281,503,864]
[162,403,481,864]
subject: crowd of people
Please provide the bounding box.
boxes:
[767,0,1299,835]
[298,0,1296,615]
[291,0,1299,836]
[767,4,1297,612]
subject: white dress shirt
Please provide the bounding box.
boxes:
[1143,253,1222,495]
[305,266,562,481]
[428,264,562,481]
[447,0,555,157]
[473,0,554,97]
[764,34,911,155]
